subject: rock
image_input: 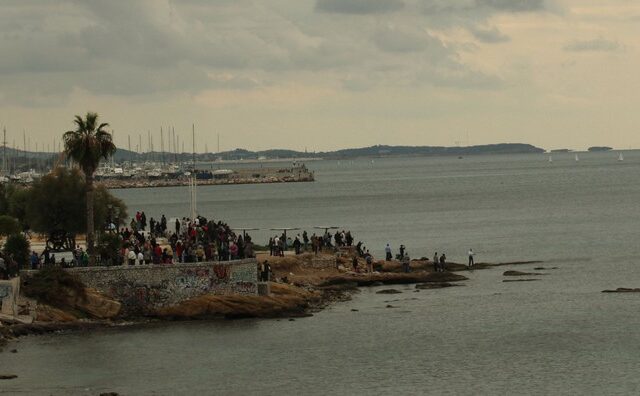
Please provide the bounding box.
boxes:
[385,304,395,308]
[503,279,539,282]
[288,318,295,321]
[376,289,402,294]
[351,309,359,312]
[9,349,16,353]
[371,281,384,287]
[415,283,462,290]
[503,271,545,276]
[74,289,122,319]
[0,375,17,380]
[100,393,119,396]
[534,267,558,270]
[602,288,640,293]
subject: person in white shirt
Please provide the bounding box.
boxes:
[137,251,144,265]
[468,249,475,268]
[127,249,136,266]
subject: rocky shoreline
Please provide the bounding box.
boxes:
[0,253,544,353]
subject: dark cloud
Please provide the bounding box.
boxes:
[563,38,620,52]
[422,0,546,15]
[476,0,545,12]
[315,0,404,14]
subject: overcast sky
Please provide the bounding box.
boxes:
[0,0,638,152]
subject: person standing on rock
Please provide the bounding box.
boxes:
[433,252,439,272]
[352,256,359,272]
[365,251,374,273]
[439,253,447,272]
[468,249,475,268]
[302,231,309,251]
[385,243,392,261]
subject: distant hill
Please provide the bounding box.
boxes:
[111,143,544,162]
[0,143,546,166]
[588,146,613,152]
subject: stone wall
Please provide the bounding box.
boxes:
[0,277,20,317]
[310,256,337,269]
[23,259,258,315]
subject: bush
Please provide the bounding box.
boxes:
[3,233,30,269]
[23,267,86,308]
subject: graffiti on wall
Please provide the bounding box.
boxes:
[230,264,257,283]
[0,284,10,299]
[74,261,258,314]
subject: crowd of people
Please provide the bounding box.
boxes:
[108,212,255,266]
[268,229,361,257]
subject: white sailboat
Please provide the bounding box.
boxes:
[618,152,624,162]
[575,154,579,162]
[548,155,553,163]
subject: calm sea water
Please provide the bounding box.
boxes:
[2,151,640,395]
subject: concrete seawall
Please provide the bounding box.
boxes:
[22,259,259,315]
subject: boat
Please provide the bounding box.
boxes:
[575,154,579,162]
[618,153,624,162]
[548,155,553,163]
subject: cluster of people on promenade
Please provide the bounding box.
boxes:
[111,213,255,266]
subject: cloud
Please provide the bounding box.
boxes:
[372,26,447,53]
[563,38,621,52]
[0,0,552,106]
[315,0,404,14]
[470,26,510,43]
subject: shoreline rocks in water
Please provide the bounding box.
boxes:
[503,270,546,276]
[602,288,640,293]
[415,282,463,290]
[376,289,403,294]
[503,279,539,282]
[0,252,538,348]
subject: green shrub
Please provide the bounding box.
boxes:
[23,267,86,308]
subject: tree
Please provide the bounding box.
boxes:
[4,233,30,270]
[63,112,116,263]
[25,167,127,236]
[0,215,20,237]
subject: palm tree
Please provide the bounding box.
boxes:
[63,112,116,264]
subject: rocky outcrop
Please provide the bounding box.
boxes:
[320,272,468,288]
[602,288,640,293]
[154,283,321,319]
[74,289,122,319]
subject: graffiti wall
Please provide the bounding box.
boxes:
[37,259,259,315]
[0,277,20,316]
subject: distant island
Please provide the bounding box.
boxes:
[550,149,572,153]
[110,143,545,162]
[588,146,613,152]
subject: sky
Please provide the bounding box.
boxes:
[0,0,638,152]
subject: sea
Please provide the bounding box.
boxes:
[2,151,640,395]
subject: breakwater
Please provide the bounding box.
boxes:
[100,166,314,189]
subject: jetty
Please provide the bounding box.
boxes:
[98,164,314,189]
